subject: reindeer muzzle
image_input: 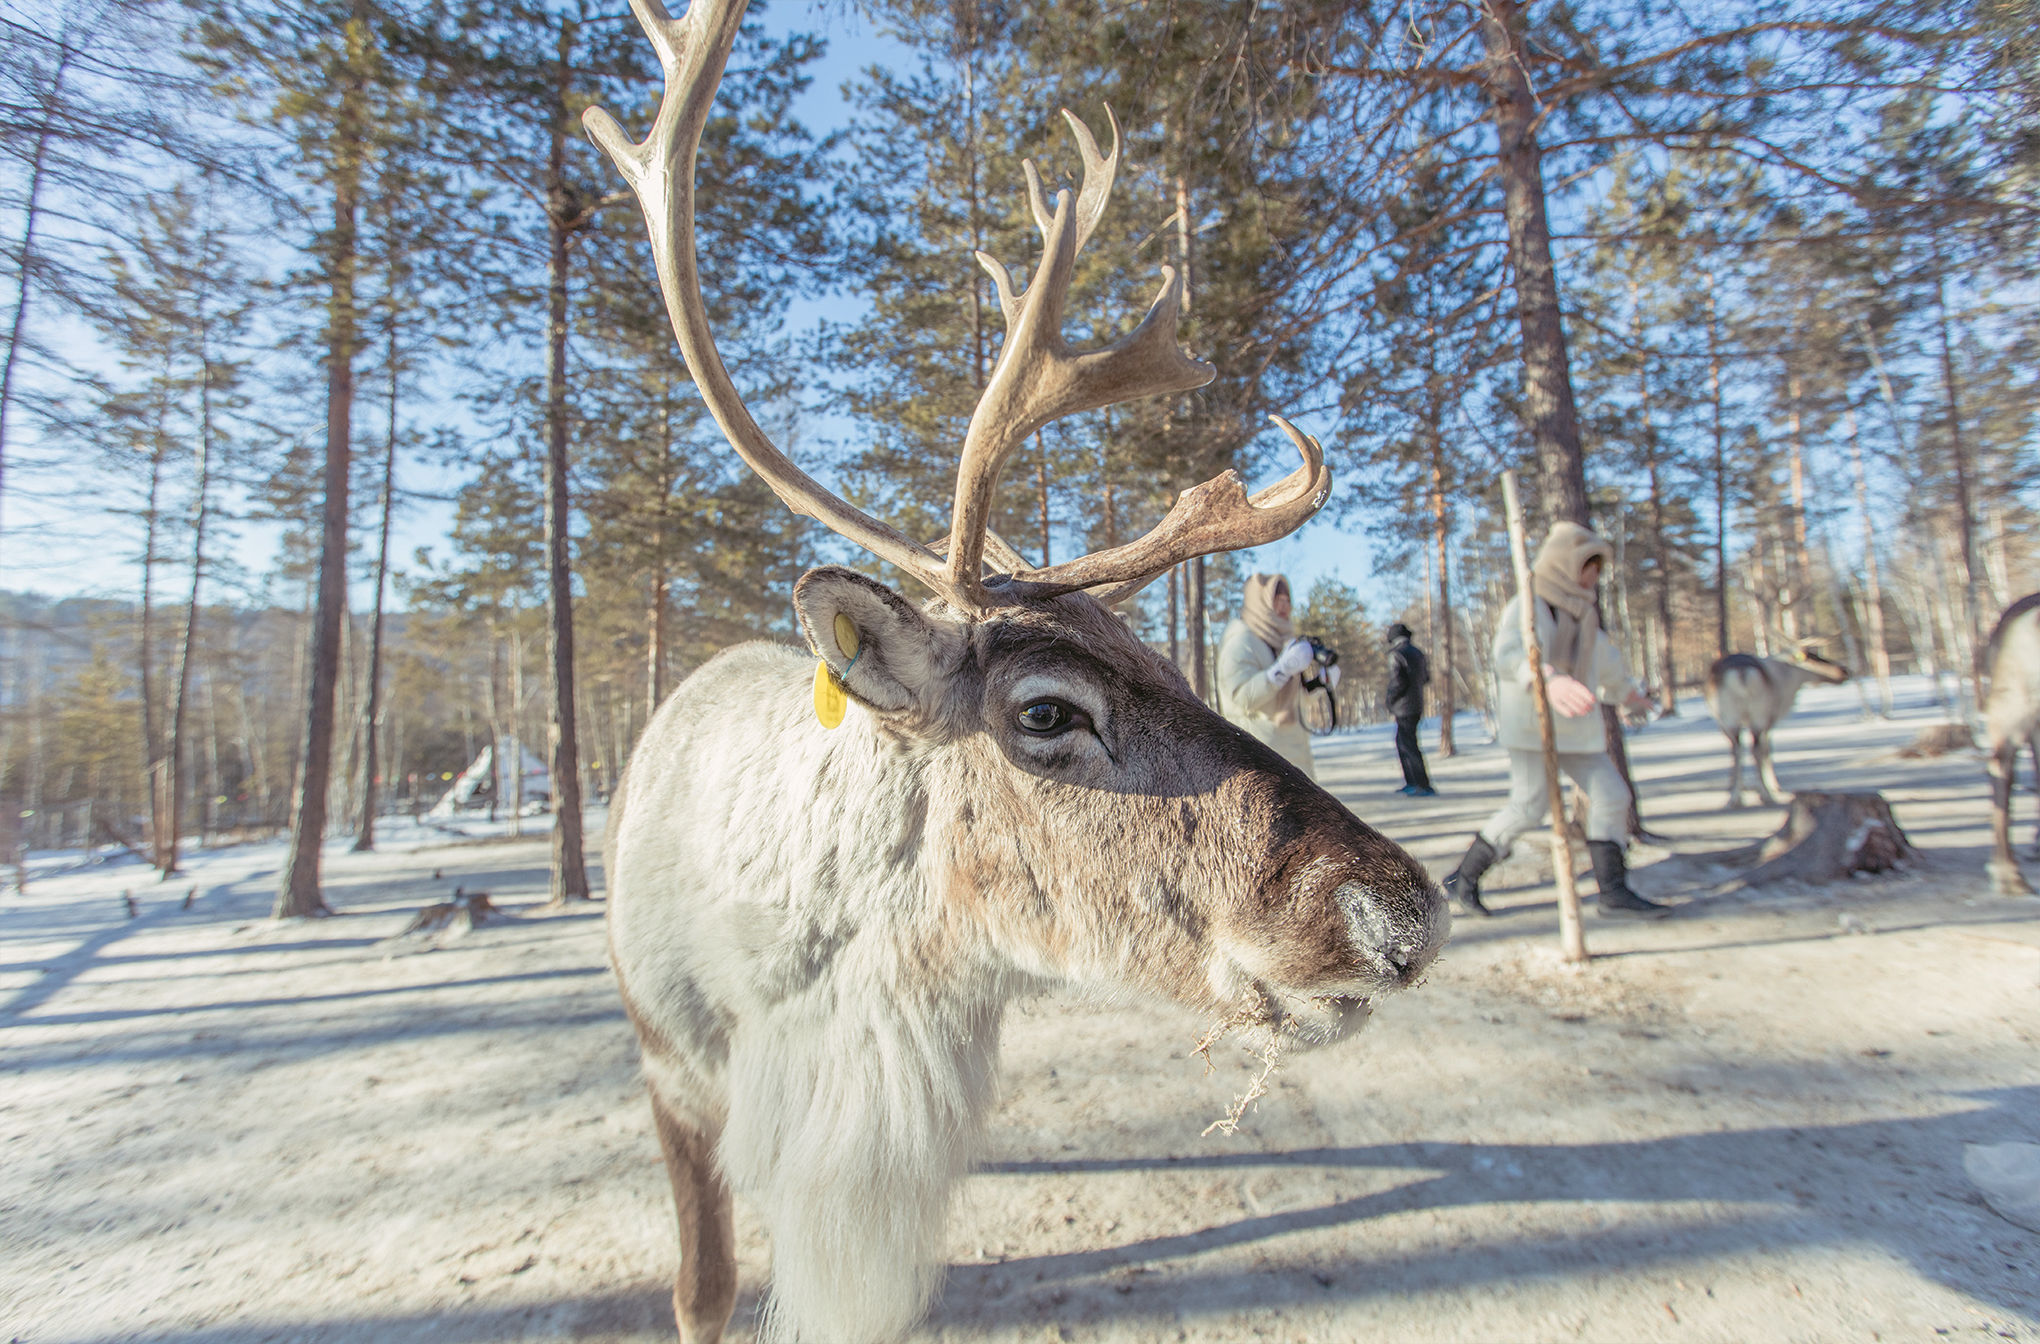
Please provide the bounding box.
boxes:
[1336,876,1450,990]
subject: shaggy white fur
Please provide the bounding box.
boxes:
[606,576,1446,1343]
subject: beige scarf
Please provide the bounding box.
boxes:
[1241,573,1295,652]
[1530,522,1613,679]
[1240,573,1302,725]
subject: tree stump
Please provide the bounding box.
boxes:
[1895,722,1976,758]
[394,887,507,936]
[1707,792,1917,888]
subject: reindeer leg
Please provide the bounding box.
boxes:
[649,1089,737,1344]
[1724,731,1745,809]
[1988,742,2034,896]
[2027,735,2040,859]
[1753,730,1784,807]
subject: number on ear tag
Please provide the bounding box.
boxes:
[813,659,847,729]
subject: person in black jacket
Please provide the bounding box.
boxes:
[1385,622,1434,796]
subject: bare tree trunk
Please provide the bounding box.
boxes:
[486,640,503,824]
[511,627,525,836]
[24,640,44,839]
[1100,436,1119,549]
[1985,503,2011,612]
[139,429,167,855]
[1845,407,1892,714]
[1430,460,1455,756]
[1747,526,1773,656]
[538,39,587,905]
[1168,563,1180,670]
[161,275,220,879]
[1926,533,1969,716]
[354,328,399,852]
[202,672,222,840]
[1708,280,1729,659]
[961,47,986,393]
[0,38,70,548]
[646,567,668,723]
[542,15,589,903]
[336,589,359,832]
[1035,431,1051,565]
[275,8,369,919]
[1772,527,1799,646]
[1478,0,1588,526]
[1628,279,1677,714]
[1188,555,1208,703]
[1935,270,1983,702]
[1785,368,1816,639]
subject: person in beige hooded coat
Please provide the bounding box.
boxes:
[1216,573,1331,779]
[1442,522,1668,920]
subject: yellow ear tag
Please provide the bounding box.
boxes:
[812,613,860,730]
[812,660,846,729]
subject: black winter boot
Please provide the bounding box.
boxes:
[1587,840,1670,919]
[1443,836,1499,917]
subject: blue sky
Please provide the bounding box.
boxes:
[0,1,1397,621]
[766,4,1395,612]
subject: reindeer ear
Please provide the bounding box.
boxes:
[793,566,966,716]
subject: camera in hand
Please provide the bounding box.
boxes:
[1299,636,1339,691]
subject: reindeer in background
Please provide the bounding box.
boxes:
[1984,593,2040,895]
[584,3,1449,1339]
[1706,642,1851,807]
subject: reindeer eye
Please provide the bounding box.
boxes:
[1016,700,1074,735]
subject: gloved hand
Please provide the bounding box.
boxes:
[1545,672,1598,718]
[1267,637,1317,683]
[1325,664,1342,690]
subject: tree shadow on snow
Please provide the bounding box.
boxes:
[941,1087,2039,1328]
[49,1282,761,1344]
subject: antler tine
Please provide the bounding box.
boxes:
[1017,415,1332,600]
[583,0,961,602]
[946,108,1214,604]
[1061,107,1120,255]
[1017,109,1119,253]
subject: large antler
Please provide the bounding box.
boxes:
[941,109,1219,602]
[1019,415,1330,603]
[588,0,1332,614]
[582,0,954,597]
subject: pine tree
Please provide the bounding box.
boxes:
[80,183,253,875]
[193,0,425,916]
[1337,145,1508,755]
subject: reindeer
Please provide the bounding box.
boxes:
[1705,643,1851,808]
[583,5,1450,1341]
[1984,593,2040,895]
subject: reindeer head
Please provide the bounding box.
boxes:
[586,0,1447,1044]
[1786,639,1851,684]
[791,567,1443,1045]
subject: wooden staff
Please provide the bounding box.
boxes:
[1501,470,1588,963]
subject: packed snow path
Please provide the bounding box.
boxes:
[3,677,2035,1342]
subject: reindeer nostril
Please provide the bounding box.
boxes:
[1331,874,1450,987]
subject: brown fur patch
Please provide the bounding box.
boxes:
[648,1090,737,1343]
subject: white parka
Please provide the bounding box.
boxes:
[1215,618,1316,779]
[1491,593,1637,753]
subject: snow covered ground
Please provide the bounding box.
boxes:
[3,675,2036,1343]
